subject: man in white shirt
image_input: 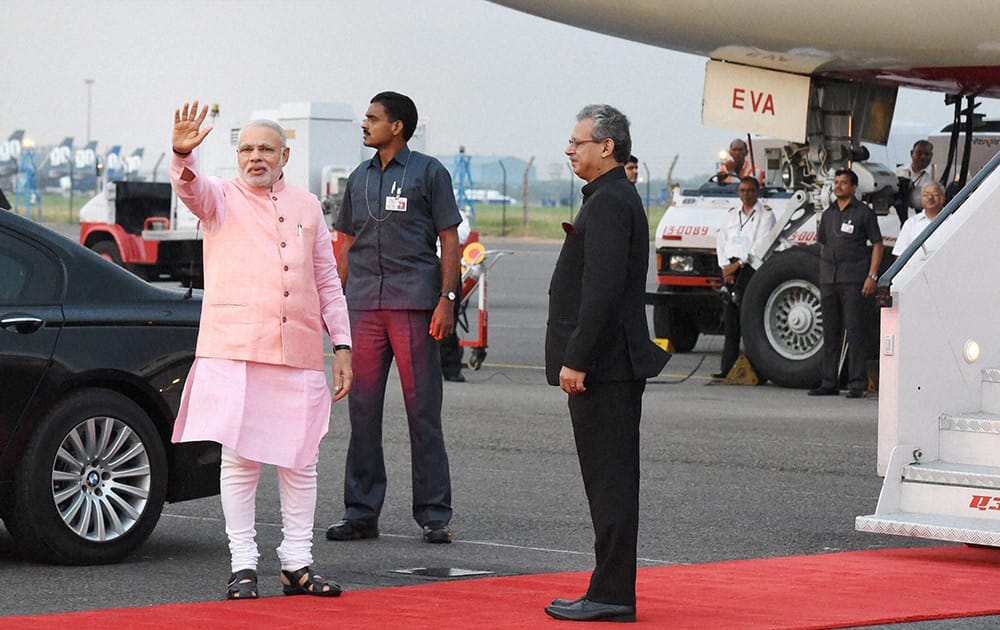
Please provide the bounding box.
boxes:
[713,176,776,378]
[893,181,945,256]
[895,140,935,224]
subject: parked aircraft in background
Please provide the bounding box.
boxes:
[104,146,145,182]
[0,129,25,191]
[39,137,75,192]
[38,138,101,194]
[103,145,123,180]
[489,0,1000,550]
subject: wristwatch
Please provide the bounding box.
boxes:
[441,291,457,301]
[869,274,878,281]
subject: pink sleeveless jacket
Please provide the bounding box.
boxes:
[171,154,349,370]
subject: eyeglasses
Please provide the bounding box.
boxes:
[237,144,280,156]
[567,138,602,149]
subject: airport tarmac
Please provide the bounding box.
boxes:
[0,231,991,628]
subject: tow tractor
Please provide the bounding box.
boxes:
[649,116,1000,388]
[79,180,202,285]
[650,168,898,388]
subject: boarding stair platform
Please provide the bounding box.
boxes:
[856,368,1000,546]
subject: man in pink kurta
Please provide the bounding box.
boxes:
[170,100,351,600]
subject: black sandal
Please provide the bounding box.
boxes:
[280,566,342,597]
[226,569,258,600]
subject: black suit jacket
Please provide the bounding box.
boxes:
[545,167,670,386]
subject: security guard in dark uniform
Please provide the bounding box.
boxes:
[809,169,883,398]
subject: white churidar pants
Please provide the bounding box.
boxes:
[220,446,317,573]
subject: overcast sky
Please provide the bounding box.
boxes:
[6,0,1000,181]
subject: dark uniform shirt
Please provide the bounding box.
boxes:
[335,146,461,310]
[817,196,882,284]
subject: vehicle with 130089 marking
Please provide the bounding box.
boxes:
[0,210,219,564]
[648,178,899,388]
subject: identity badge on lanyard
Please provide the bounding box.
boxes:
[385,181,408,212]
[841,219,854,234]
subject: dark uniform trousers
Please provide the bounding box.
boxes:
[819,282,868,392]
[720,266,753,375]
[343,308,453,526]
[568,379,646,607]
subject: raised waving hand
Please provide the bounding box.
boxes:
[173,100,213,154]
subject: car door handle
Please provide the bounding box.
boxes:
[1,316,44,334]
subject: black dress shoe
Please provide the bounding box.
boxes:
[711,372,728,379]
[807,386,839,396]
[846,389,866,398]
[443,373,466,383]
[421,521,452,544]
[551,595,585,607]
[325,519,379,541]
[545,597,636,622]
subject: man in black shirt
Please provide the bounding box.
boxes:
[809,169,883,398]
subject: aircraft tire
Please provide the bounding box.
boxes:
[741,248,823,388]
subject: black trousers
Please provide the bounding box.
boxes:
[819,282,869,392]
[720,266,753,374]
[568,379,645,606]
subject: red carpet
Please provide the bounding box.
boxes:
[5,546,1000,629]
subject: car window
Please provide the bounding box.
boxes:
[0,231,63,304]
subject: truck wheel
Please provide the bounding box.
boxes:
[741,249,823,388]
[5,389,167,565]
[90,241,123,266]
[653,304,699,353]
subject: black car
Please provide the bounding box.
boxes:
[0,209,219,565]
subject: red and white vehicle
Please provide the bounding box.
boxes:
[649,122,1000,388]
[79,180,204,286]
[650,172,900,388]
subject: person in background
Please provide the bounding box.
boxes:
[893,181,945,255]
[713,176,776,379]
[894,139,935,225]
[808,169,883,399]
[624,154,639,185]
[440,209,472,382]
[717,138,765,185]
[170,101,352,600]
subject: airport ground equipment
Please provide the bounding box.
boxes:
[855,150,1000,546]
[457,240,512,370]
[79,181,203,285]
[649,177,897,388]
[648,117,1000,388]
